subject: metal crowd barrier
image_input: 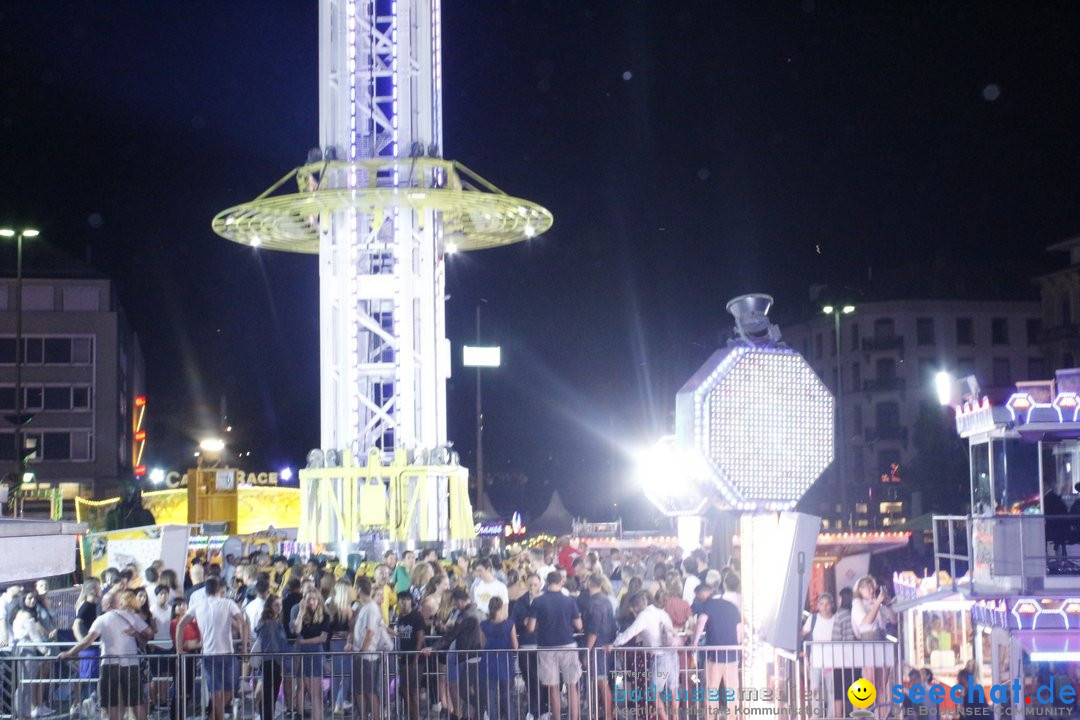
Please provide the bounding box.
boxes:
[1,641,768,720]
[803,639,900,720]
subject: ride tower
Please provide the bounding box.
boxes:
[212,0,551,546]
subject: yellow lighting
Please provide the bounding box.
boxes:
[200,438,225,452]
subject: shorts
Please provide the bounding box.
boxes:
[704,649,740,665]
[204,655,238,693]
[352,657,382,697]
[656,652,679,692]
[281,642,296,675]
[296,644,324,678]
[590,649,611,678]
[99,664,141,708]
[537,645,582,687]
[398,657,422,688]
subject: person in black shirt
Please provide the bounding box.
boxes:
[423,588,484,720]
[526,572,583,720]
[582,574,616,720]
[511,573,548,720]
[280,578,303,714]
[394,592,426,720]
[294,590,329,720]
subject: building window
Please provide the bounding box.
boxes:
[43,432,71,461]
[956,318,974,345]
[62,287,100,312]
[0,336,95,366]
[876,357,896,380]
[993,358,1011,387]
[916,318,935,346]
[43,387,69,410]
[874,318,895,340]
[24,387,42,411]
[43,338,72,364]
[958,357,975,376]
[852,404,863,433]
[23,338,42,364]
[855,503,869,515]
[1027,318,1041,345]
[875,401,901,430]
[918,358,936,384]
[21,286,53,311]
[852,362,861,391]
[991,318,1009,345]
[850,323,860,352]
[72,387,91,410]
[880,501,904,514]
[1028,357,1048,380]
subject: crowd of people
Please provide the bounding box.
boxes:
[0,538,751,720]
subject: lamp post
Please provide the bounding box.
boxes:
[463,303,501,516]
[0,228,38,497]
[823,304,855,528]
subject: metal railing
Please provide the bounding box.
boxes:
[1,641,758,720]
[933,514,1080,594]
[803,639,900,720]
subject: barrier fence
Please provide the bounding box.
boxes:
[0,639,899,720]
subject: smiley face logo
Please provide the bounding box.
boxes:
[847,678,876,709]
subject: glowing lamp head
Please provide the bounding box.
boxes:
[935,371,955,407]
[1007,394,1034,414]
[280,467,293,481]
[149,468,166,484]
[199,438,226,453]
[445,241,458,254]
[676,344,834,511]
[634,436,709,517]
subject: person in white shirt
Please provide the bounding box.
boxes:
[244,576,270,633]
[470,558,508,618]
[149,586,173,644]
[607,591,681,719]
[801,592,837,708]
[60,590,152,720]
[175,577,247,720]
[530,548,557,584]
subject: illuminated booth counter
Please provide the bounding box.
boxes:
[891,571,976,686]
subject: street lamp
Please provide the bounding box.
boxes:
[823,303,855,527]
[0,228,38,497]
[463,303,501,516]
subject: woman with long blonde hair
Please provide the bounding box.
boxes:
[294,590,329,720]
[327,580,356,715]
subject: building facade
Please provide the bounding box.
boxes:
[1036,238,1080,370]
[783,300,1045,530]
[0,276,144,500]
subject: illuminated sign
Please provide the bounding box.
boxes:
[463,346,501,368]
[163,470,294,488]
[473,512,526,538]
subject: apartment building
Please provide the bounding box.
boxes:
[783,300,1045,529]
[0,270,145,499]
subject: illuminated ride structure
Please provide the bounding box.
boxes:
[639,294,836,690]
[212,0,551,549]
[911,369,1080,708]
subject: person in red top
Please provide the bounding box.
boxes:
[557,537,583,577]
[170,598,200,719]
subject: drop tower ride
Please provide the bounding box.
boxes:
[212,0,551,545]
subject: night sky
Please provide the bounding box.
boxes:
[2,2,1080,525]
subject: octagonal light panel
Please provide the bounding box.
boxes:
[683,345,834,511]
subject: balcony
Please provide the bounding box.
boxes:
[860,335,905,353]
[864,425,909,445]
[933,514,1080,595]
[862,377,906,393]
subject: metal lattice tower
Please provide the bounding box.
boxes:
[213,0,551,459]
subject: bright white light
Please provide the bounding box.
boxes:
[199,438,225,452]
[695,347,834,508]
[635,436,708,516]
[463,345,501,368]
[822,305,834,315]
[1030,652,1080,662]
[0,229,13,238]
[149,468,165,484]
[523,224,537,238]
[251,236,262,247]
[280,467,293,481]
[21,472,34,483]
[446,242,458,254]
[225,426,233,432]
[842,305,855,314]
[935,371,955,407]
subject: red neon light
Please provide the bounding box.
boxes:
[134,396,147,408]
[134,430,146,442]
[134,465,147,477]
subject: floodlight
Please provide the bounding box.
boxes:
[149,468,166,484]
[446,242,459,254]
[199,438,226,453]
[842,305,855,314]
[0,230,13,238]
[935,371,955,406]
[635,436,709,516]
[280,467,293,481]
[822,305,834,315]
[22,229,39,238]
